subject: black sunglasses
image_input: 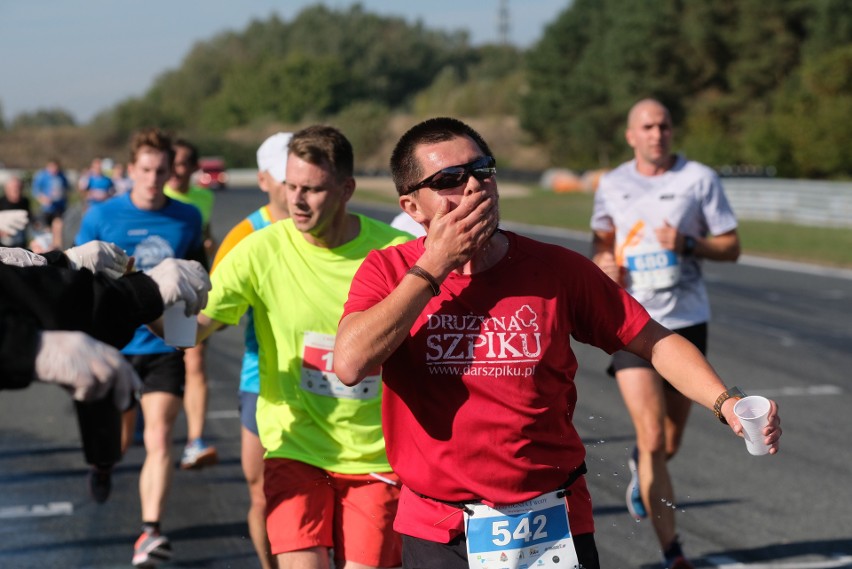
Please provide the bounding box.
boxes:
[406,156,497,194]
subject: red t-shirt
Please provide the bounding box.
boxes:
[342,231,651,541]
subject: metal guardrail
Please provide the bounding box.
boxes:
[536,167,852,229]
[722,178,852,228]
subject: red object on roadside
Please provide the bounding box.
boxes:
[197,157,228,190]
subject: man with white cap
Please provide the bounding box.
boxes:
[207,131,292,569]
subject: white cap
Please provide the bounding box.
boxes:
[256,132,293,183]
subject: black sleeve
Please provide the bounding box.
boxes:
[42,249,72,268]
[186,244,210,272]
[85,271,164,347]
[0,264,164,350]
[0,313,41,390]
[1,265,163,390]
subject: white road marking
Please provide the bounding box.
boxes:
[0,502,73,519]
[738,255,852,281]
[755,385,843,397]
[706,554,852,568]
[207,409,239,420]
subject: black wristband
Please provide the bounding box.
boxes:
[406,265,440,296]
[682,236,697,256]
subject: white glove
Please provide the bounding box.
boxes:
[147,258,211,316]
[34,330,141,411]
[65,241,130,279]
[0,247,47,267]
[0,210,28,233]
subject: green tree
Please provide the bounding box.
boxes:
[523,0,693,169]
[283,5,472,108]
[89,97,181,149]
[724,0,812,110]
[99,5,474,134]
[522,0,852,177]
[12,108,77,129]
[746,45,852,177]
[413,45,525,117]
[803,0,852,58]
[737,1,852,177]
[330,101,392,170]
[198,54,346,131]
[521,0,609,168]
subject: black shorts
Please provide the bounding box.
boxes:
[38,209,65,226]
[608,322,708,388]
[125,351,186,397]
[402,532,599,569]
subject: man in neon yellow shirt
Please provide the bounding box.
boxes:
[196,125,412,569]
[164,139,218,471]
[209,131,292,569]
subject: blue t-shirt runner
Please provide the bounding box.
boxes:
[75,192,204,355]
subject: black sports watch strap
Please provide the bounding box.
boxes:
[682,236,697,256]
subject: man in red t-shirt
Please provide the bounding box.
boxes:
[333,117,782,569]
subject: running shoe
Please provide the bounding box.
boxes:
[626,447,647,520]
[662,535,694,569]
[132,529,172,567]
[663,556,695,569]
[179,438,218,470]
[88,465,112,504]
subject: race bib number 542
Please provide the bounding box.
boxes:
[464,489,580,568]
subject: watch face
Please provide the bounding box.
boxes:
[730,387,747,399]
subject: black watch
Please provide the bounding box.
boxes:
[713,386,747,425]
[682,236,697,257]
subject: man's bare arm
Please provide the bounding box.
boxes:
[624,319,781,453]
[592,229,622,284]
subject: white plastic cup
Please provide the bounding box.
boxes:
[163,301,197,348]
[733,395,772,456]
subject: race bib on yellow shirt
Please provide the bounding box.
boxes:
[300,331,381,400]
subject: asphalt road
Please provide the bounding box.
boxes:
[2,187,851,568]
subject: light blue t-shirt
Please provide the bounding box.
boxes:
[75,192,203,354]
[239,207,271,393]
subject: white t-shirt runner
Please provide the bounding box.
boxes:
[591,155,738,329]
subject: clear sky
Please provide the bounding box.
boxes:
[0,0,568,124]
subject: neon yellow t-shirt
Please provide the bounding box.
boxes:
[203,214,411,473]
[164,184,215,227]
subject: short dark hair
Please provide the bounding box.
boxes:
[390,117,493,196]
[288,125,353,180]
[129,127,175,166]
[173,138,199,166]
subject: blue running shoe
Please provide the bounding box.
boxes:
[626,447,647,520]
[180,437,218,470]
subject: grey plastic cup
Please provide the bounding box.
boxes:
[163,301,197,348]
